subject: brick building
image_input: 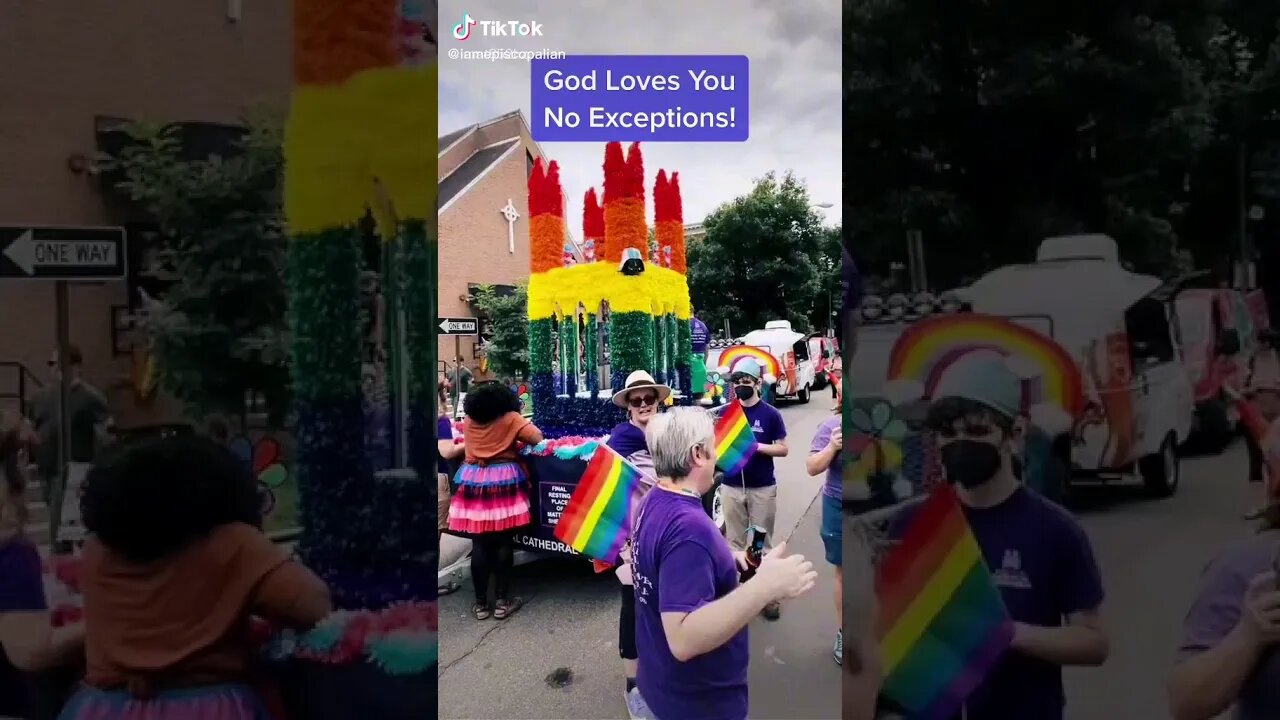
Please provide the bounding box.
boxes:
[0,2,291,426]
[437,111,574,379]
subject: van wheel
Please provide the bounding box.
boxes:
[798,385,811,404]
[1140,433,1180,498]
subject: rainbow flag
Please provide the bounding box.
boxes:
[877,485,1013,719]
[714,401,758,476]
[554,445,643,563]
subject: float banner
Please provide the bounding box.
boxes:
[530,55,749,142]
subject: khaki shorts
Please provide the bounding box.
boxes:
[438,472,451,531]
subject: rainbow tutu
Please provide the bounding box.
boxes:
[447,461,532,534]
[58,684,273,720]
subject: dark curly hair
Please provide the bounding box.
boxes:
[463,381,520,424]
[81,435,262,563]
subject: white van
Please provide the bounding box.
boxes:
[738,320,818,403]
[963,234,1194,496]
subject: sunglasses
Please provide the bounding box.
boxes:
[628,395,658,408]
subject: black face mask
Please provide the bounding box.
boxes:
[734,385,756,401]
[940,439,1002,489]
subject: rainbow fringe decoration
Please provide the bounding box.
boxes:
[877,485,1013,718]
[526,142,693,436]
[285,0,436,609]
[714,401,758,475]
[553,444,643,563]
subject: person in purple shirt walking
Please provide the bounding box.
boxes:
[689,310,710,400]
[1168,472,1280,719]
[719,358,789,619]
[807,385,844,666]
[0,415,85,719]
[437,383,464,597]
[631,407,817,720]
[887,355,1109,719]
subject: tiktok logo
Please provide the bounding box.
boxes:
[452,13,476,41]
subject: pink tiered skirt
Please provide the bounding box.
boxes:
[447,461,532,534]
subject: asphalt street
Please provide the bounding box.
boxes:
[437,399,843,720]
[1065,439,1256,720]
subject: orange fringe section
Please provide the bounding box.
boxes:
[530,215,565,274]
[654,221,683,273]
[294,0,398,86]
[604,200,647,263]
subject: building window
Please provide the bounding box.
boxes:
[527,150,535,177]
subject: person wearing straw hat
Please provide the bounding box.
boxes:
[888,351,1108,720]
[719,357,789,620]
[607,370,670,718]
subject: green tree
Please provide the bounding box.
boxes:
[473,283,529,379]
[102,116,290,422]
[844,1,1222,285]
[687,172,830,334]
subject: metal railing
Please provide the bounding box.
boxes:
[0,360,43,416]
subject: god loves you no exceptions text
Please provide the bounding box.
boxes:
[541,69,736,93]
[529,55,750,142]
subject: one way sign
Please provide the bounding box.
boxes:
[438,317,479,335]
[0,227,127,280]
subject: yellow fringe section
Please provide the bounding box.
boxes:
[528,263,691,320]
[284,63,437,234]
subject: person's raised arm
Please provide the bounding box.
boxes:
[516,417,544,445]
[660,541,815,661]
[1168,569,1275,720]
[807,424,839,477]
[252,559,333,628]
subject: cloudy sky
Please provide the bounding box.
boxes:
[438,0,841,236]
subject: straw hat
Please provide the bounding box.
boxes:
[612,370,674,408]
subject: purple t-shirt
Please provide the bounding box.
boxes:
[1179,532,1280,719]
[890,487,1103,720]
[727,401,786,488]
[690,318,710,353]
[633,488,748,720]
[0,536,47,717]
[437,415,453,476]
[810,415,842,500]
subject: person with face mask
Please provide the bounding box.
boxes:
[718,358,789,620]
[890,354,1109,719]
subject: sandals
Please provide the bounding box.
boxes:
[492,597,524,620]
[471,603,492,620]
[439,580,461,597]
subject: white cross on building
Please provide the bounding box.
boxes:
[500,199,520,254]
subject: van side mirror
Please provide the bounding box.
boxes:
[1218,329,1242,356]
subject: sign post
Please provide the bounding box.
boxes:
[438,317,479,416]
[1,226,127,550]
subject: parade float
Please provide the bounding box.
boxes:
[452,141,699,556]
[39,4,436,715]
[267,0,436,713]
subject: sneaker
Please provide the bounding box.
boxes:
[762,601,781,620]
[833,629,843,666]
[624,687,652,720]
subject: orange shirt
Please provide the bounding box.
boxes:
[80,522,315,692]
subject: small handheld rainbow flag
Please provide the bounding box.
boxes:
[714,401,758,476]
[553,445,643,564]
[877,485,1013,719]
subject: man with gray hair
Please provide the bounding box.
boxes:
[630,407,817,720]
